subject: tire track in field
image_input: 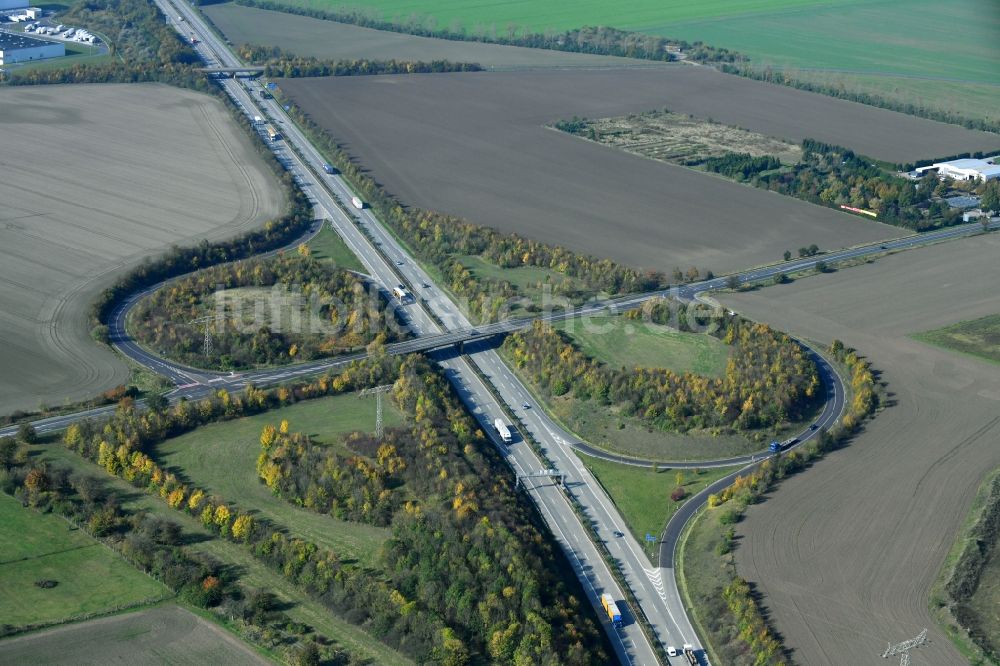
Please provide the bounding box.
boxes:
[912,415,1000,499]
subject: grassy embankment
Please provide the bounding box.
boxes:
[504,314,762,460]
[154,392,404,562]
[23,393,413,665]
[307,224,366,273]
[254,0,998,125]
[913,313,1000,365]
[0,493,169,630]
[930,466,1000,665]
[676,504,749,665]
[580,456,738,558]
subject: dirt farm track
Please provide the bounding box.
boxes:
[280,68,998,275]
[0,85,283,415]
[720,234,1000,665]
[0,604,269,664]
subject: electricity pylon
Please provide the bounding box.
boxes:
[359,384,393,440]
[882,628,927,665]
[189,315,221,357]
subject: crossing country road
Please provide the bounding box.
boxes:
[3,3,998,662]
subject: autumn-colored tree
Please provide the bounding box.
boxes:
[231,514,254,541]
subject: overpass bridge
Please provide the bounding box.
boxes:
[198,66,265,76]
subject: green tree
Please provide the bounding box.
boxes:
[980,180,1000,214]
[783,250,792,261]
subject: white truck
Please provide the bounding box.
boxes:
[494,418,512,444]
[392,285,410,302]
[351,196,364,210]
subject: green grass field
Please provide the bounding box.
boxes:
[154,393,404,563]
[0,493,168,629]
[581,455,737,557]
[913,314,1000,365]
[457,254,591,314]
[307,225,366,273]
[676,504,741,665]
[268,0,998,123]
[557,315,730,377]
[29,437,413,665]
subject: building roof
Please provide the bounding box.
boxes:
[0,30,55,51]
[936,158,998,172]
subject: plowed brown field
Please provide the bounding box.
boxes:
[719,234,1000,665]
[0,84,284,416]
[280,69,996,275]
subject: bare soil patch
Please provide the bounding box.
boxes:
[718,233,1000,665]
[204,3,671,71]
[0,84,284,416]
[571,110,803,165]
[281,69,995,276]
[0,604,268,664]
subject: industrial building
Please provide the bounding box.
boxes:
[0,30,64,64]
[915,158,1000,182]
[0,0,27,10]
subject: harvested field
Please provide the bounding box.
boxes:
[567,110,803,165]
[280,69,996,273]
[203,3,669,70]
[0,604,268,665]
[718,233,1000,665]
[0,84,284,416]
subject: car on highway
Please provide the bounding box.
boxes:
[396,260,404,265]
[810,424,819,430]
[613,530,624,538]
[667,646,678,657]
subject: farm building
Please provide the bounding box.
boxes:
[0,0,27,10]
[0,30,62,64]
[916,158,1000,182]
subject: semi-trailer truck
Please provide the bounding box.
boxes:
[683,644,697,664]
[264,125,280,142]
[769,437,798,454]
[351,196,364,210]
[600,594,623,628]
[493,418,512,444]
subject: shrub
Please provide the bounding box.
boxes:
[670,487,687,502]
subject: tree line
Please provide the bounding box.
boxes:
[704,153,781,180]
[236,44,483,77]
[0,440,342,663]
[228,0,743,65]
[50,353,610,664]
[131,254,398,370]
[503,310,820,434]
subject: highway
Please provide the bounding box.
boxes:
[5,4,998,663]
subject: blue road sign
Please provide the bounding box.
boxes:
[645,533,655,542]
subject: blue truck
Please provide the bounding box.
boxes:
[770,437,799,454]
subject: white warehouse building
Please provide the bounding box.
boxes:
[916,158,1000,182]
[0,31,64,64]
[0,0,27,10]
